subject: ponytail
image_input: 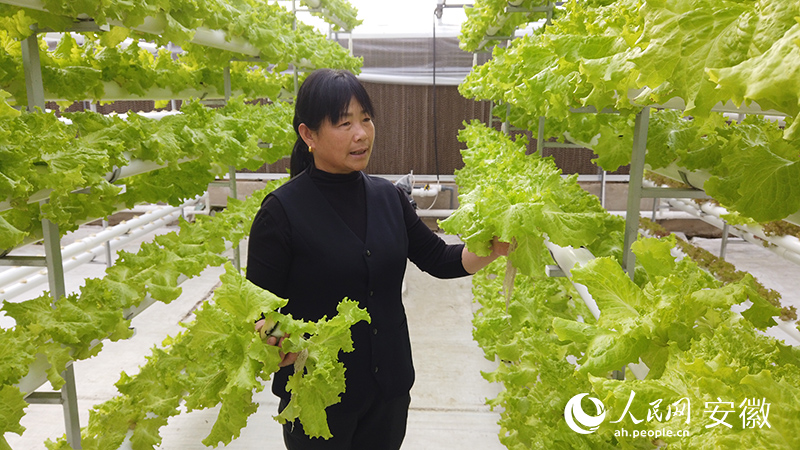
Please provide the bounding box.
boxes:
[290,137,313,178]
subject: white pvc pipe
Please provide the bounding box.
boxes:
[627,88,790,116]
[412,184,441,197]
[698,202,800,256]
[300,0,349,30]
[14,237,231,398]
[355,72,466,86]
[544,241,650,380]
[92,81,231,102]
[485,13,509,36]
[544,241,600,319]
[647,163,709,190]
[15,352,57,396]
[0,0,260,56]
[773,320,800,347]
[319,8,349,31]
[0,211,184,301]
[1,153,200,214]
[116,110,182,121]
[647,164,800,228]
[0,198,200,289]
[666,198,800,266]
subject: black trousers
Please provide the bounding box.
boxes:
[278,392,411,450]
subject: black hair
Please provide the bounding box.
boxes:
[290,68,376,178]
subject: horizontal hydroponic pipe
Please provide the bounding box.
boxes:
[0,153,198,214]
[544,240,650,380]
[355,72,466,86]
[59,82,234,102]
[660,196,800,267]
[14,237,235,398]
[697,202,800,257]
[544,241,600,319]
[299,0,349,31]
[627,88,790,116]
[0,198,200,298]
[0,0,260,56]
[773,320,800,347]
[5,82,239,104]
[648,164,800,227]
[640,227,800,348]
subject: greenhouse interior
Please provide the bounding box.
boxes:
[1,0,799,449]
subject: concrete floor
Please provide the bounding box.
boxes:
[3,219,798,449]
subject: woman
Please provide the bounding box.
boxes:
[246,68,507,450]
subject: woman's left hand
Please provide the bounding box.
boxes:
[491,236,511,257]
[255,319,298,367]
[462,236,512,274]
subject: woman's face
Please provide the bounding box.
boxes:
[300,97,375,174]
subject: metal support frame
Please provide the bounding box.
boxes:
[599,168,607,209]
[12,27,85,449]
[622,107,650,280]
[42,215,82,449]
[640,187,709,199]
[536,116,545,152]
[501,103,511,134]
[720,222,730,259]
[0,256,47,266]
[20,34,44,111]
[102,219,113,268]
[651,197,659,220]
[223,66,242,272]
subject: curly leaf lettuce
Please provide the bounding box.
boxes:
[440,122,623,276]
[45,264,369,450]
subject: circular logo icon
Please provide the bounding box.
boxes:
[564,393,606,434]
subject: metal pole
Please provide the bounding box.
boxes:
[222,65,241,272]
[599,169,607,209]
[224,65,232,100]
[21,33,45,112]
[622,107,650,280]
[292,0,299,96]
[42,216,82,449]
[501,103,511,135]
[42,218,66,303]
[348,31,353,55]
[26,29,83,448]
[228,165,241,272]
[651,197,659,221]
[720,222,730,259]
[60,364,81,449]
[102,219,112,268]
[536,116,545,153]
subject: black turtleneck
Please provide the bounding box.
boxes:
[246,166,468,300]
[309,165,367,242]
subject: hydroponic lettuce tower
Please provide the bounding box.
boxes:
[445,0,800,448]
[0,1,369,449]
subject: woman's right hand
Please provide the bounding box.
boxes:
[255,319,299,367]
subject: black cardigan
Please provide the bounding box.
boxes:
[246,167,468,411]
